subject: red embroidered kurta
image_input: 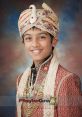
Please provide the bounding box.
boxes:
[16,58,82,117]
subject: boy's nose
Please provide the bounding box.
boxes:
[32,38,39,47]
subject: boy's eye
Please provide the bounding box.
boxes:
[24,37,32,41]
[40,35,47,39]
[41,36,46,38]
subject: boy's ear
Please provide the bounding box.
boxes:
[52,37,58,47]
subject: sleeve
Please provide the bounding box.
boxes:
[57,73,82,117]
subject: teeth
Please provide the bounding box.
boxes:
[32,50,41,54]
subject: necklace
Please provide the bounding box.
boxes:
[26,74,34,98]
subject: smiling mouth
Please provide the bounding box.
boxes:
[31,49,42,54]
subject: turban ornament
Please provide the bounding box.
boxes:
[29,5,37,24]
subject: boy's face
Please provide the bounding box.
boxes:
[23,28,56,64]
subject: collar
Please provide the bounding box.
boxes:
[31,54,53,72]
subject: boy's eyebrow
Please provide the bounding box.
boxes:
[38,32,48,35]
[23,34,31,37]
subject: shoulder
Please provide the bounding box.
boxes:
[57,64,73,76]
[16,73,23,88]
[56,64,81,95]
[56,64,81,91]
[56,64,73,84]
[57,64,80,80]
[16,67,31,88]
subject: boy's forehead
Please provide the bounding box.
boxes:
[24,28,49,35]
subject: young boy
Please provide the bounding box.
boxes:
[16,3,82,117]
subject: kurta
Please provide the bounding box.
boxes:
[16,55,82,117]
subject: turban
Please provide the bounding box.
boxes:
[18,3,59,38]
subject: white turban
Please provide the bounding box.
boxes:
[18,3,59,38]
